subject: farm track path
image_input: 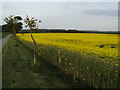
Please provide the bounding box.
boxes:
[0,34,11,89]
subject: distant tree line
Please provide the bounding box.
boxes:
[19,29,120,34]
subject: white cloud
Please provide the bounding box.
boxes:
[1,2,118,31]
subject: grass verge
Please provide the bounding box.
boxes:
[2,36,90,88]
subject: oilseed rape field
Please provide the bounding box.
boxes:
[17,33,120,88]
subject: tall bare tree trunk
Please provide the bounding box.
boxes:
[30,31,37,64]
[24,16,42,65]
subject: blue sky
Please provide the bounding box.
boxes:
[1,2,118,31]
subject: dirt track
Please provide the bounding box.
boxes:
[0,34,11,89]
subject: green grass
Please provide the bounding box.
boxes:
[2,32,11,39]
[2,36,90,88]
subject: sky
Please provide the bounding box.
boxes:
[1,0,119,31]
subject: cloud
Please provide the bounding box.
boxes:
[83,9,118,17]
[1,2,118,31]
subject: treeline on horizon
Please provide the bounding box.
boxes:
[1,24,119,34]
[19,29,120,34]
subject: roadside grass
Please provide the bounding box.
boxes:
[2,32,11,39]
[2,36,90,88]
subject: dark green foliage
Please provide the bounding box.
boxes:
[2,24,8,32]
[14,16,22,20]
[15,22,23,33]
[2,32,11,38]
[4,15,23,34]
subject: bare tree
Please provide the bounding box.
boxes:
[24,15,41,64]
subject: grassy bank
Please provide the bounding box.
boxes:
[2,36,90,88]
